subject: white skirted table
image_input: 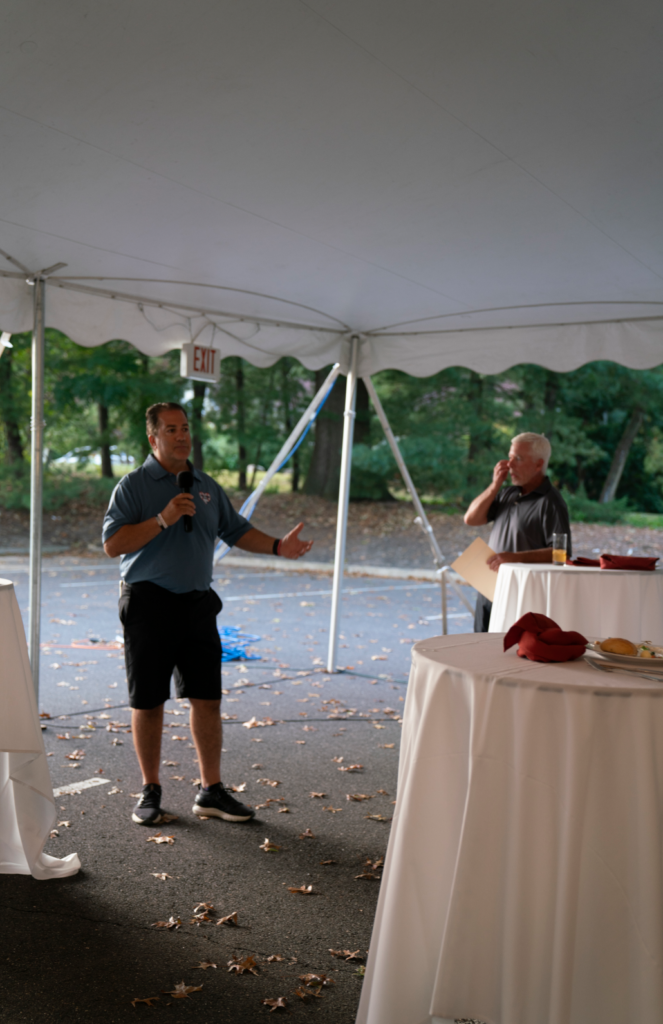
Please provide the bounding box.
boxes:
[489,563,663,640]
[0,578,80,879]
[356,633,663,1024]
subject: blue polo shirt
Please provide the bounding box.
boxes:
[102,455,252,593]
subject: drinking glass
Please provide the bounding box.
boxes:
[552,533,568,565]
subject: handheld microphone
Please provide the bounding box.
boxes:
[176,470,194,533]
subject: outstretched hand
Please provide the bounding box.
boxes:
[280,522,314,560]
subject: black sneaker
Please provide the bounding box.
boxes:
[131,784,164,825]
[193,783,255,822]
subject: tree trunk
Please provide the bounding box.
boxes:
[466,371,493,494]
[599,408,644,503]
[303,367,345,498]
[281,361,299,492]
[354,378,370,446]
[235,359,247,489]
[0,344,25,463]
[191,381,206,471]
[98,403,113,478]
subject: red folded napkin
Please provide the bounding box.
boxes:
[566,556,600,566]
[503,612,587,663]
[599,554,658,571]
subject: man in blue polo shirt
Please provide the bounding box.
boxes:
[102,401,313,826]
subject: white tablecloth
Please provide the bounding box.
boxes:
[489,563,663,640]
[357,634,663,1024]
[0,579,80,879]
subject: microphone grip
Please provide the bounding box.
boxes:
[183,514,193,533]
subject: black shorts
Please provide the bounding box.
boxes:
[119,581,223,709]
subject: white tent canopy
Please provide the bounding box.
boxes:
[0,1,662,688]
[0,0,662,373]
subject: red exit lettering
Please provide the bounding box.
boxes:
[193,346,216,375]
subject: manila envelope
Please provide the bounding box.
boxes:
[451,537,497,602]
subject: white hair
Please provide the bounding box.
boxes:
[511,432,551,471]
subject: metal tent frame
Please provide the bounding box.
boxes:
[17,284,470,697]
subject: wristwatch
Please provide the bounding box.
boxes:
[156,513,168,531]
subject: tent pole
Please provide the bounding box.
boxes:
[363,375,476,635]
[28,276,46,698]
[326,335,359,673]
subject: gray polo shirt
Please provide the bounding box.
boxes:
[102,455,252,593]
[487,476,572,557]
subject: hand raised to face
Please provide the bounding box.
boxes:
[493,460,510,488]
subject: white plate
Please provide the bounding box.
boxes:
[586,642,663,672]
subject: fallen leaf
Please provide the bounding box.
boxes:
[229,782,247,793]
[365,814,391,822]
[322,806,342,813]
[298,828,315,839]
[111,737,124,746]
[302,725,317,732]
[170,775,185,781]
[65,749,85,761]
[354,965,366,977]
[193,902,215,914]
[295,740,306,744]
[299,972,334,988]
[191,777,201,786]
[131,996,159,1007]
[319,859,337,865]
[58,820,71,828]
[257,778,280,787]
[56,733,70,740]
[355,872,380,880]
[171,735,187,741]
[151,916,181,930]
[260,838,281,852]
[163,981,203,999]
[162,760,179,766]
[49,829,59,838]
[227,954,259,975]
[151,873,172,881]
[192,961,217,970]
[329,948,364,961]
[365,857,384,871]
[217,911,239,926]
[376,789,389,795]
[146,833,175,845]
[338,764,364,773]
[379,744,395,749]
[309,792,326,798]
[346,793,371,801]
[265,954,285,962]
[108,786,122,795]
[331,756,344,764]
[371,655,387,661]
[262,996,288,1012]
[288,885,314,895]
[277,806,290,813]
[293,987,318,1002]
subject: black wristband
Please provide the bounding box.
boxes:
[272,538,281,556]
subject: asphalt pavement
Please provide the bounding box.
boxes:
[0,556,476,1024]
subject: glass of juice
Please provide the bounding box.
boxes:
[552,533,568,565]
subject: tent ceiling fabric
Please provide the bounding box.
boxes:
[0,0,662,375]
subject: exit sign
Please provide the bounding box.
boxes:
[180,342,220,383]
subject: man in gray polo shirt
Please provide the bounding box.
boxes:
[103,401,313,826]
[464,432,571,632]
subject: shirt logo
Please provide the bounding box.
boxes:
[198,491,211,504]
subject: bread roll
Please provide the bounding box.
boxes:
[600,637,638,657]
